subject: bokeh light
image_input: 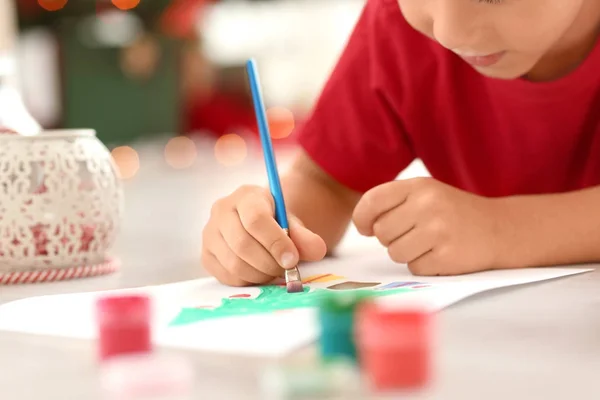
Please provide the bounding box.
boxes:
[267,107,295,139]
[214,134,247,167]
[111,146,140,180]
[164,136,197,169]
[112,0,140,11]
[38,0,68,11]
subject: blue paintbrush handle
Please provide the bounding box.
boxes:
[246,59,289,230]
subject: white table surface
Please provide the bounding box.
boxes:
[1,137,599,400]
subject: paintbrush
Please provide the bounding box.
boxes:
[246,58,303,294]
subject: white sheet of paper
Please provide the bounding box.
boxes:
[0,249,592,357]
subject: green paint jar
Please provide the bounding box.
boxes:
[317,292,370,362]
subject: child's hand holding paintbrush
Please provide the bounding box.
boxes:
[201,185,326,288]
[200,60,327,290]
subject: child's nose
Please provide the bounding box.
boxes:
[432,1,481,52]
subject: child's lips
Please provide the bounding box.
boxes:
[457,51,506,67]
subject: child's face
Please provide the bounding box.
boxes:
[398,0,586,79]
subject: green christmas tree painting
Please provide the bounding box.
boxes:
[169,283,425,327]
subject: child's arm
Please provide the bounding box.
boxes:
[281,149,362,253]
[494,187,600,269]
[283,157,600,271]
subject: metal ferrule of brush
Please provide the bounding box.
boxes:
[285,267,301,282]
[281,228,302,282]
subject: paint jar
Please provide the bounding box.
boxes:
[96,294,152,361]
[317,291,370,362]
[100,353,195,400]
[260,359,364,399]
[97,294,194,399]
[355,301,433,391]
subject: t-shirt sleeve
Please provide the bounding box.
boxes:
[295,0,415,193]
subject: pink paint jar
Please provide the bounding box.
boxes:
[96,294,152,361]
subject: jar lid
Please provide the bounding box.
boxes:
[96,294,151,327]
[318,290,370,313]
[100,353,195,399]
[356,301,432,349]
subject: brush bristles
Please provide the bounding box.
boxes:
[286,280,304,293]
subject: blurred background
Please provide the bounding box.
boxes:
[11,0,366,171]
[3,0,428,282]
[3,0,409,280]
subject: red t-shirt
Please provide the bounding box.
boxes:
[296,0,600,196]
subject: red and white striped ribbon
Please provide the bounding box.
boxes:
[0,257,120,285]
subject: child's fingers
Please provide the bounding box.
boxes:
[210,230,274,284]
[201,249,252,287]
[288,215,327,262]
[353,180,412,236]
[371,203,416,247]
[387,227,432,265]
[407,250,439,276]
[219,211,283,277]
[236,194,299,269]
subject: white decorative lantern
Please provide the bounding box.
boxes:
[0,130,124,283]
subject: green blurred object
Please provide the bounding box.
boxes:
[59,29,181,147]
[18,0,182,147]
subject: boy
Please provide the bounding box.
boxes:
[201,0,600,286]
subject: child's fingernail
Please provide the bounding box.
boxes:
[281,253,296,269]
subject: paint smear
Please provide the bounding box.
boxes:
[302,274,344,284]
[274,273,344,287]
[169,285,410,327]
[327,281,380,290]
[376,282,424,290]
